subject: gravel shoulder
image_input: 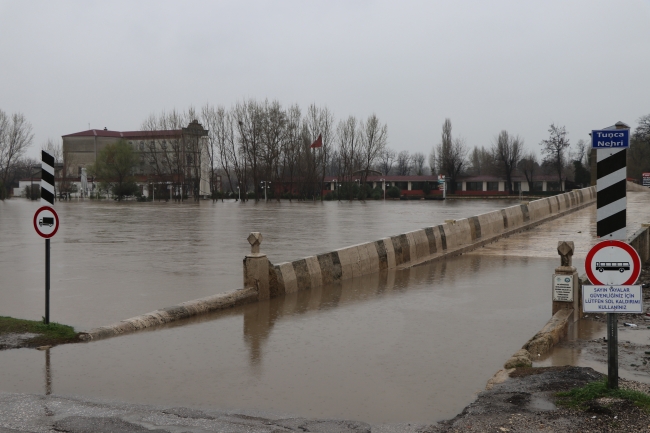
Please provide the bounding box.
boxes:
[421,366,650,433]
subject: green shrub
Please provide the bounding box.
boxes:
[557,378,650,412]
[387,186,401,198]
[112,181,138,199]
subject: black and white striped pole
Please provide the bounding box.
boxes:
[592,122,630,389]
[34,151,59,324]
[595,123,629,240]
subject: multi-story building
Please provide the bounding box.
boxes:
[62,120,211,198]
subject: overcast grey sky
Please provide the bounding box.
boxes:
[2,0,649,160]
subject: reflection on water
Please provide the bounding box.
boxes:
[0,254,556,423]
[44,348,51,395]
[0,198,514,329]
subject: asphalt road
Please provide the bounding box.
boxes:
[0,392,423,433]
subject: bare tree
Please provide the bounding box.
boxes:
[0,110,34,199]
[468,146,493,175]
[634,113,650,144]
[259,99,286,200]
[411,152,426,175]
[492,131,523,193]
[336,116,361,200]
[141,109,190,200]
[358,114,388,188]
[378,148,396,175]
[539,123,570,191]
[396,150,411,175]
[435,119,467,193]
[518,151,538,192]
[629,114,650,180]
[428,148,436,175]
[280,104,302,201]
[201,104,219,199]
[235,100,264,201]
[305,104,334,200]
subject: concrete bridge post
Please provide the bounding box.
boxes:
[244,232,270,301]
[552,241,582,322]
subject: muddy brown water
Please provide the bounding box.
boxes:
[1,198,514,329]
[0,197,610,423]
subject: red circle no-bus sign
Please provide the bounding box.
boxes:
[585,240,641,285]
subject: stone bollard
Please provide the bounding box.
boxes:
[552,241,582,322]
[243,232,270,301]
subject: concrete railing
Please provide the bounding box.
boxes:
[271,186,596,296]
[81,186,597,341]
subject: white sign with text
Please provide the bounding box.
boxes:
[553,274,573,302]
[583,285,643,313]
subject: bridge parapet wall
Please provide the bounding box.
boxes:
[271,186,597,297]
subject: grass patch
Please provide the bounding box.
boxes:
[556,378,650,412]
[0,316,80,348]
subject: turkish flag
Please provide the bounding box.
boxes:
[310,134,323,148]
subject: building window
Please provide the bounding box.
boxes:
[466,181,482,191]
[547,181,561,191]
[139,141,145,151]
[513,182,520,192]
[161,140,167,150]
[533,181,543,191]
[455,182,463,191]
[486,182,499,191]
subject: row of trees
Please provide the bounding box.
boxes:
[2,105,650,200]
[140,101,389,201]
[429,120,592,193]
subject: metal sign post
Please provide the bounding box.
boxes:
[37,151,58,324]
[590,123,632,389]
[438,175,446,199]
[584,240,642,389]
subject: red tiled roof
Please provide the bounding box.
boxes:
[322,174,564,182]
[323,175,437,182]
[62,129,182,139]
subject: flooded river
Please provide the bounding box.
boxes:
[0,197,582,423]
[1,198,513,329]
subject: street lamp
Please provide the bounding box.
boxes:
[260,181,271,201]
[380,178,386,200]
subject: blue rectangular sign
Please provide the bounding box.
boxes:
[591,129,630,149]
